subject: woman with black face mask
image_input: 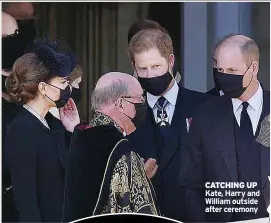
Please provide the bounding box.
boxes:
[4,43,80,222]
[49,64,83,121]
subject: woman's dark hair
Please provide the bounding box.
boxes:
[6,53,51,104]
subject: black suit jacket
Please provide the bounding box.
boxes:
[206,87,220,97]
[4,108,70,222]
[179,89,270,222]
[127,85,210,221]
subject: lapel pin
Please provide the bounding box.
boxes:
[186,118,192,132]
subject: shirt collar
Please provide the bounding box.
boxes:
[247,82,263,111]
[89,111,123,133]
[231,82,263,112]
[147,81,179,109]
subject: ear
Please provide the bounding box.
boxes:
[252,61,259,76]
[169,54,175,68]
[212,57,217,68]
[115,98,124,112]
[38,82,47,95]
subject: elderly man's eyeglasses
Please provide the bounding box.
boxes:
[121,96,146,103]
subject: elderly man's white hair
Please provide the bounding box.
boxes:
[2,12,18,37]
[91,72,135,110]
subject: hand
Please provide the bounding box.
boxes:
[60,98,80,132]
[144,158,158,179]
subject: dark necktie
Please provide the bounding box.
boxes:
[156,96,170,140]
[240,101,254,139]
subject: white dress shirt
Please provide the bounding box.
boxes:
[147,81,179,125]
[231,83,263,135]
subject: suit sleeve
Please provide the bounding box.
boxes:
[179,111,206,222]
[65,130,72,149]
[5,122,41,222]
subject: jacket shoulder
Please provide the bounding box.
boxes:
[180,86,213,103]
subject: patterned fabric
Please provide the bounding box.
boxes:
[101,151,158,215]
[156,97,170,127]
[256,114,270,147]
[89,112,122,133]
[89,112,158,215]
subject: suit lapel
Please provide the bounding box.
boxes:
[207,87,220,97]
[142,106,160,160]
[54,130,69,174]
[159,87,187,171]
[212,97,238,182]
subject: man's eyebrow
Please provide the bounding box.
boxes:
[217,66,237,70]
[226,67,238,70]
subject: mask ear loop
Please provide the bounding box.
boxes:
[243,63,254,88]
[168,59,176,83]
[115,98,131,135]
[38,82,47,101]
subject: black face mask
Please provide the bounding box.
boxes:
[213,65,253,98]
[138,71,173,96]
[70,88,82,105]
[2,19,36,70]
[45,84,71,108]
[2,75,8,93]
[122,99,147,129]
[213,67,221,91]
[17,19,37,38]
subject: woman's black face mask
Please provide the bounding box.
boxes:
[45,83,71,108]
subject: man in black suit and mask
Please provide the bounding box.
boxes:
[180,34,270,222]
[126,28,209,221]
